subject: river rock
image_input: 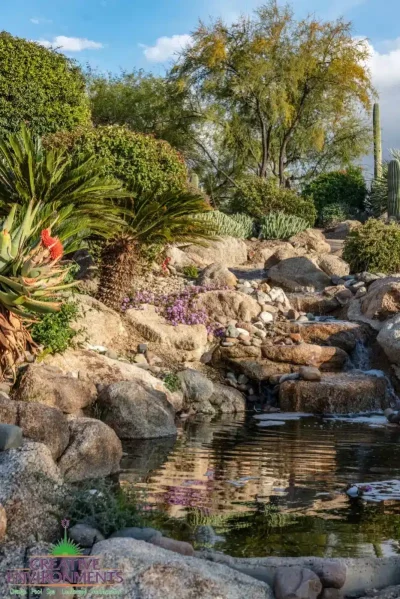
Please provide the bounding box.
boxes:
[0,424,22,450]
[44,349,182,411]
[126,304,208,361]
[149,536,195,556]
[73,294,128,349]
[315,561,347,589]
[299,366,321,381]
[0,441,64,542]
[194,290,261,324]
[58,417,122,482]
[175,237,248,268]
[377,314,400,366]
[261,344,348,370]
[290,229,331,254]
[274,566,322,599]
[317,254,350,278]
[69,523,105,547]
[360,276,400,320]
[97,381,177,439]
[15,364,97,414]
[197,262,237,288]
[86,538,274,599]
[268,257,331,292]
[209,383,246,413]
[279,372,389,413]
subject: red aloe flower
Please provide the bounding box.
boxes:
[41,229,64,260]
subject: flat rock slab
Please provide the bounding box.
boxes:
[279,372,389,414]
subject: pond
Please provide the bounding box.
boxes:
[120,414,400,558]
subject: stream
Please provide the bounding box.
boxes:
[121,414,400,559]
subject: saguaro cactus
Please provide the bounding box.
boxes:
[373,103,382,180]
[388,159,400,218]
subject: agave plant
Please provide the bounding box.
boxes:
[0,124,127,251]
[97,189,215,310]
[0,202,76,378]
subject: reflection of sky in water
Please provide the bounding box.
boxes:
[120,415,400,558]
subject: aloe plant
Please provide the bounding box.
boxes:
[258,211,308,240]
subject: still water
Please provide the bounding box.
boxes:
[120,415,400,558]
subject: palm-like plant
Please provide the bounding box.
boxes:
[97,189,215,309]
[0,125,127,251]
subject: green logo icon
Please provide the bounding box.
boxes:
[51,519,83,557]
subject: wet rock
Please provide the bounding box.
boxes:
[98,380,177,439]
[274,566,322,599]
[110,527,162,542]
[69,523,105,547]
[0,424,22,450]
[261,344,347,370]
[87,538,274,599]
[315,561,347,589]
[0,441,65,542]
[377,314,400,366]
[281,321,371,353]
[197,262,238,288]
[58,417,122,482]
[268,257,331,292]
[280,372,389,413]
[195,289,261,325]
[299,366,322,381]
[150,536,195,556]
[15,364,97,414]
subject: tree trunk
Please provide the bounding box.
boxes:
[97,236,138,311]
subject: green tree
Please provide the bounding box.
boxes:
[87,69,200,155]
[0,32,90,136]
[171,1,374,190]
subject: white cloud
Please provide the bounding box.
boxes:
[36,36,103,52]
[141,34,192,63]
[30,17,52,25]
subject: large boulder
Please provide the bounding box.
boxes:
[264,246,307,269]
[0,397,70,460]
[377,314,400,366]
[279,372,389,413]
[249,241,294,265]
[44,349,181,410]
[170,237,248,268]
[86,538,274,599]
[274,566,322,599]
[317,254,350,278]
[361,277,400,320]
[0,441,65,542]
[126,305,208,362]
[197,263,237,288]
[98,380,177,439]
[267,257,331,292]
[346,298,383,332]
[325,220,361,240]
[178,369,214,403]
[58,417,122,482]
[194,290,261,325]
[281,321,371,353]
[73,294,128,350]
[289,229,331,254]
[14,364,97,414]
[261,344,348,370]
[209,383,246,413]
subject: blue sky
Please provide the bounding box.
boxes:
[3,0,400,164]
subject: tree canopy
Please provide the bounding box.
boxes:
[0,32,90,137]
[171,1,374,192]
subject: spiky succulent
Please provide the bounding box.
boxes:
[196,210,254,238]
[258,211,308,240]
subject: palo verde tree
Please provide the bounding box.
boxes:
[0,32,90,136]
[171,1,374,189]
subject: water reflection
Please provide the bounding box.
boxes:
[120,415,400,557]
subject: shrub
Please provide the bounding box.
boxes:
[0,32,90,137]
[319,203,350,228]
[303,167,367,220]
[230,176,317,226]
[45,125,188,196]
[182,265,199,279]
[343,219,400,274]
[163,372,182,392]
[258,212,309,240]
[31,303,80,355]
[197,210,254,238]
